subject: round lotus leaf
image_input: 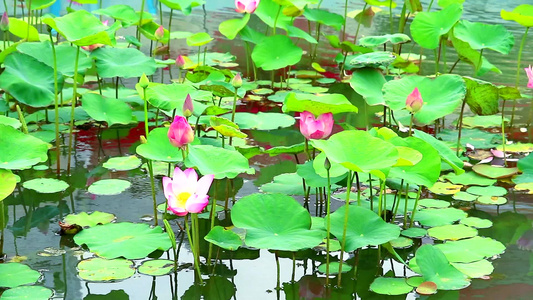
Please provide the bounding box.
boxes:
[33,165,49,171]
[476,196,507,205]
[0,263,40,288]
[219,13,250,40]
[452,191,478,202]
[231,193,324,251]
[428,224,478,241]
[88,179,131,196]
[451,259,494,278]
[204,226,242,251]
[77,258,135,282]
[0,285,53,300]
[317,262,352,275]
[74,222,172,259]
[460,217,492,229]
[359,33,411,48]
[497,143,533,153]
[261,173,324,196]
[185,145,254,179]
[103,156,142,171]
[501,4,533,27]
[282,92,358,115]
[390,237,414,249]
[402,227,427,238]
[252,88,273,95]
[370,277,413,295]
[418,199,450,209]
[444,171,496,186]
[472,164,518,179]
[22,178,69,194]
[186,32,213,47]
[141,83,198,111]
[81,93,134,127]
[63,211,116,228]
[350,68,387,106]
[428,182,462,195]
[138,259,175,276]
[389,137,441,187]
[410,3,463,49]
[0,169,17,201]
[515,182,533,194]
[415,244,470,290]
[466,185,507,197]
[383,74,466,125]
[435,236,505,263]
[454,20,514,54]
[414,208,467,227]
[416,281,438,295]
[462,115,507,129]
[0,116,21,129]
[252,35,303,71]
[91,47,157,78]
[93,4,154,26]
[329,205,400,252]
[210,116,247,138]
[317,78,336,84]
[349,51,396,68]
[406,276,424,287]
[136,127,185,162]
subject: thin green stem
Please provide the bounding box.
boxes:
[510,27,530,129]
[342,0,348,41]
[147,160,158,226]
[427,0,435,11]
[26,0,32,39]
[389,0,393,34]
[142,86,149,137]
[49,30,60,177]
[502,100,508,167]
[337,171,355,286]
[325,166,331,286]
[408,114,414,137]
[403,184,410,229]
[409,188,422,228]
[137,0,146,42]
[66,46,80,174]
[0,201,4,255]
[456,100,467,156]
[185,214,203,284]
[272,6,282,35]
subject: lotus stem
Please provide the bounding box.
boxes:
[304,139,312,161]
[48,30,61,177]
[185,214,203,284]
[0,201,4,255]
[456,99,467,156]
[325,165,331,285]
[66,46,80,175]
[408,113,414,137]
[342,0,348,41]
[231,87,238,123]
[147,160,158,226]
[191,213,201,272]
[272,5,281,36]
[378,180,385,219]
[389,0,393,34]
[510,27,530,129]
[427,0,435,11]
[501,102,508,167]
[337,171,355,286]
[142,85,149,137]
[403,183,409,229]
[137,0,146,42]
[26,0,32,39]
[409,188,422,228]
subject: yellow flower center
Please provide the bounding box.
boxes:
[176,192,191,208]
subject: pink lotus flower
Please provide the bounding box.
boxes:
[163,167,214,216]
[175,55,186,68]
[168,116,194,148]
[183,94,193,117]
[0,12,9,32]
[406,87,423,113]
[525,65,533,88]
[299,111,334,140]
[235,0,260,14]
[155,25,165,40]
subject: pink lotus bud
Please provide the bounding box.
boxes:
[102,20,109,26]
[175,55,186,68]
[299,111,334,140]
[183,94,194,118]
[405,87,423,113]
[235,0,260,14]
[0,12,9,32]
[168,116,194,148]
[154,25,165,40]
[525,65,533,89]
[231,73,243,88]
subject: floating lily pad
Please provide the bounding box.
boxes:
[136,127,184,162]
[43,10,115,46]
[0,286,53,300]
[227,112,295,130]
[103,156,142,171]
[416,281,438,295]
[451,259,494,278]
[261,173,320,195]
[472,164,518,179]
[82,93,134,127]
[402,227,427,238]
[476,196,507,205]
[252,35,302,71]
[74,222,171,259]
[138,259,175,276]
[460,217,493,229]
[204,226,242,251]
[435,236,506,263]
[370,277,413,295]
[497,143,533,153]
[0,263,40,288]
[88,179,131,196]
[22,178,69,194]
[444,171,496,186]
[186,145,254,179]
[63,211,116,228]
[466,185,507,197]
[0,169,17,201]
[439,128,501,150]
[390,237,414,249]
[350,51,396,68]
[418,199,450,209]
[317,262,352,275]
[282,92,358,115]
[231,193,324,251]
[359,33,411,48]
[428,224,478,241]
[92,47,157,78]
[415,244,470,290]
[452,191,478,202]
[414,208,467,227]
[429,182,462,195]
[77,258,135,282]
[515,182,533,194]
[462,115,506,129]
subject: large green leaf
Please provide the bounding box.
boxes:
[91,47,157,78]
[185,145,255,179]
[252,35,302,71]
[0,263,40,288]
[7,18,40,41]
[453,20,514,54]
[450,30,501,76]
[77,258,135,281]
[0,52,61,107]
[74,222,172,259]
[0,124,49,170]
[463,77,499,115]
[383,74,466,125]
[330,205,400,252]
[0,169,17,201]
[30,0,57,10]
[204,226,242,251]
[501,4,533,27]
[141,83,197,111]
[255,0,292,29]
[23,178,69,193]
[303,8,345,30]
[350,68,386,106]
[0,286,53,300]
[435,236,506,263]
[358,33,411,48]
[282,92,358,115]
[410,3,463,49]
[93,4,153,27]
[226,112,295,130]
[231,193,324,251]
[219,14,250,40]
[186,32,213,47]
[415,244,470,290]
[82,93,133,126]
[136,127,184,162]
[160,0,205,15]
[389,137,441,187]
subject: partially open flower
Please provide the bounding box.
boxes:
[176,55,186,68]
[235,0,260,14]
[0,12,9,32]
[231,73,243,88]
[183,94,194,118]
[155,25,165,40]
[406,87,423,113]
[299,111,334,140]
[163,168,214,216]
[525,65,533,89]
[168,116,194,148]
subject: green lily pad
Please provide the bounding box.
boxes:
[282,92,358,115]
[460,217,493,229]
[390,237,414,249]
[454,20,514,54]
[136,127,185,162]
[428,182,462,195]
[501,4,533,27]
[410,3,463,49]
[93,4,154,26]
[463,77,500,116]
[186,32,213,47]
[0,263,40,288]
[204,226,242,251]
[444,171,496,186]
[231,193,324,251]
[383,74,466,125]
[264,143,305,156]
[226,112,295,130]
[349,68,387,106]
[43,10,114,46]
[303,8,345,30]
[416,281,438,295]
[0,116,21,129]
[497,143,533,153]
[370,277,413,295]
[92,47,157,78]
[82,93,133,126]
[439,128,501,149]
[451,260,494,278]
[138,259,175,276]
[261,173,325,195]
[22,178,69,194]
[186,145,254,179]
[418,199,450,209]
[466,185,507,197]
[414,208,467,227]
[317,262,352,274]
[252,35,302,71]
[415,244,470,290]
[63,211,116,228]
[0,169,17,201]
[428,224,478,241]
[462,115,508,129]
[476,196,507,205]
[349,51,396,68]
[330,205,400,252]
[7,18,39,42]
[160,0,204,15]
[103,156,142,171]
[359,33,411,48]
[402,227,427,238]
[452,191,478,202]
[435,236,505,263]
[77,258,135,282]
[413,130,464,174]
[219,14,250,40]
[88,179,131,196]
[74,222,172,259]
[472,164,518,179]
[0,286,53,300]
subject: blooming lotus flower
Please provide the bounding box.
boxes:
[168,116,194,148]
[525,65,533,88]
[405,87,423,113]
[299,111,334,140]
[0,12,9,32]
[231,73,243,88]
[183,94,193,118]
[235,0,260,14]
[163,167,214,216]
[155,25,165,40]
[175,55,186,68]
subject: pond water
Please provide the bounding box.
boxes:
[1,1,533,300]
